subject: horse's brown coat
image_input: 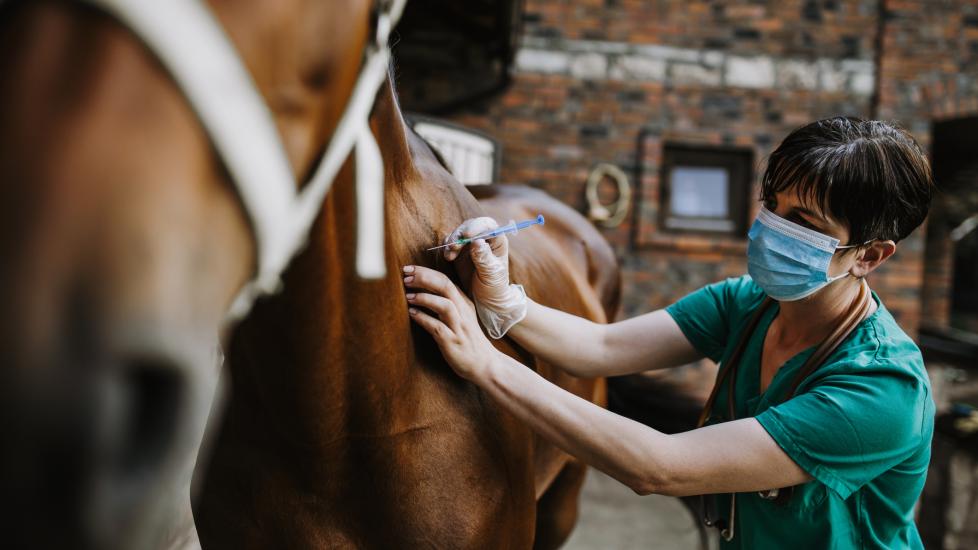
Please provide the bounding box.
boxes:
[194,79,621,549]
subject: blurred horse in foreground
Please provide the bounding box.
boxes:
[0,0,391,547]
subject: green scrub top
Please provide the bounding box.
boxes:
[666,275,934,549]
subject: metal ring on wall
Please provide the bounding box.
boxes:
[585,163,632,228]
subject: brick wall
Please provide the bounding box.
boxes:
[425,0,978,337]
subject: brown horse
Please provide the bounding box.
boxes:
[193,75,621,548]
[0,1,385,548]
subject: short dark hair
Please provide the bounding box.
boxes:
[760,117,934,244]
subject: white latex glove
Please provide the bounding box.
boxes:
[443,217,527,339]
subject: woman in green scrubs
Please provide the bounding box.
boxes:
[402,117,935,548]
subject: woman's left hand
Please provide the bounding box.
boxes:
[403,265,500,382]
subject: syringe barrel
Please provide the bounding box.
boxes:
[484,220,518,238]
[481,215,545,240]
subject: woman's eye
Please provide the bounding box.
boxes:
[788,214,815,229]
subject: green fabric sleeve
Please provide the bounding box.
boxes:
[665,275,761,364]
[755,364,932,500]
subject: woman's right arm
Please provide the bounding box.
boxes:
[443,217,702,379]
[507,300,702,378]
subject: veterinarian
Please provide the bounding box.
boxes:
[402,117,935,548]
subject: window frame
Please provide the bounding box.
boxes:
[659,143,754,237]
[406,113,502,185]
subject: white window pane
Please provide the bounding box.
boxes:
[466,150,478,183]
[413,121,497,185]
[669,166,729,218]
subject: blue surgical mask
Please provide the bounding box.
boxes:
[747,207,861,301]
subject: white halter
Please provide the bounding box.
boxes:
[80,0,408,320]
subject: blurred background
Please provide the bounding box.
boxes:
[390,1,978,548]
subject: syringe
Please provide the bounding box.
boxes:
[427,214,545,251]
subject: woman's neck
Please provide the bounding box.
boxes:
[773,277,870,347]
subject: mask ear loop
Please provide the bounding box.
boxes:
[835,239,874,250]
[831,239,875,281]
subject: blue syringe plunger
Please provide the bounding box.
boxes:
[487,214,545,238]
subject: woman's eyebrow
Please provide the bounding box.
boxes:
[785,207,829,231]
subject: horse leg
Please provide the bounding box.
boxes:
[533,459,589,550]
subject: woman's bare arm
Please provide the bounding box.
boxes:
[480,351,811,497]
[507,300,702,378]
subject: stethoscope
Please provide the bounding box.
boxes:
[696,279,872,541]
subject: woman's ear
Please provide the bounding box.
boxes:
[851,240,897,277]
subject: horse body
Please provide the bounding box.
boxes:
[195,80,620,549]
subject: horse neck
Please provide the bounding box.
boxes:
[230,75,481,441]
[370,77,417,185]
[367,73,484,268]
[320,73,480,378]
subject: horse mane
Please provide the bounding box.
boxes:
[384,61,455,176]
[414,132,453,175]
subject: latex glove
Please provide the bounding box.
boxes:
[443,217,527,339]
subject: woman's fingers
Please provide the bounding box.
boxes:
[403,265,462,301]
[403,265,479,330]
[443,242,463,262]
[403,264,496,381]
[408,307,450,341]
[470,240,508,287]
[443,217,499,261]
[487,231,508,258]
[406,292,459,330]
[460,217,499,238]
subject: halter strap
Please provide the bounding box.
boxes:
[80,0,408,320]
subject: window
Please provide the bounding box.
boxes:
[951,217,978,332]
[660,144,753,235]
[408,116,500,185]
[931,117,978,334]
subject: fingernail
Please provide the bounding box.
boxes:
[403,276,414,283]
[406,293,416,300]
[408,308,417,315]
[402,265,415,274]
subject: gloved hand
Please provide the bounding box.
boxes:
[443,217,527,339]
